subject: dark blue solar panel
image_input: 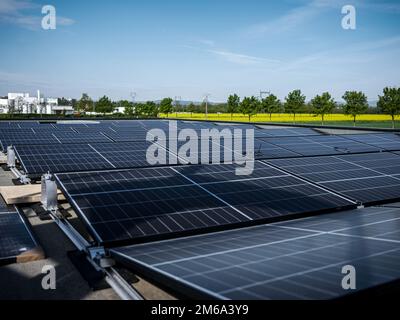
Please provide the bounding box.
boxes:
[343,133,400,151]
[0,209,41,266]
[55,161,354,245]
[14,144,114,175]
[268,152,400,204]
[111,206,400,299]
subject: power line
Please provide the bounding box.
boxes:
[203,93,211,120]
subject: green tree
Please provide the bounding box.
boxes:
[95,95,114,115]
[239,96,259,122]
[342,91,368,126]
[143,101,159,117]
[378,87,400,129]
[187,102,196,117]
[159,98,174,117]
[58,97,71,106]
[284,90,306,123]
[261,94,281,121]
[77,93,93,113]
[134,103,145,117]
[71,99,78,110]
[310,92,336,125]
[119,100,134,117]
[227,94,240,120]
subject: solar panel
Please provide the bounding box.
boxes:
[0,195,15,213]
[55,161,354,245]
[253,139,301,159]
[176,162,354,220]
[90,141,172,169]
[268,152,400,205]
[255,127,321,138]
[52,131,112,144]
[0,209,42,266]
[55,167,250,245]
[0,122,21,128]
[14,144,115,176]
[110,206,400,299]
[0,132,60,151]
[260,135,380,156]
[166,138,245,164]
[102,130,151,142]
[343,133,400,151]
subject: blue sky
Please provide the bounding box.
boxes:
[0,0,399,102]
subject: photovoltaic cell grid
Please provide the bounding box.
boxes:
[14,141,173,175]
[0,131,60,151]
[52,131,112,144]
[0,210,40,266]
[55,161,355,245]
[102,130,152,142]
[254,127,321,138]
[175,162,354,220]
[344,133,400,151]
[259,135,381,157]
[268,152,400,205]
[110,206,400,299]
[91,141,169,169]
[55,167,249,244]
[14,144,114,175]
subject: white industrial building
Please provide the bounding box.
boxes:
[0,91,74,115]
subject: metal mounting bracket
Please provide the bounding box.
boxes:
[41,173,58,211]
[88,247,116,268]
[7,146,16,168]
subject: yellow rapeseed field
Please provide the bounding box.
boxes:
[159,113,399,123]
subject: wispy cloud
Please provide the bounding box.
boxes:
[356,0,400,13]
[244,0,342,37]
[198,39,215,47]
[0,0,75,30]
[277,35,400,73]
[208,49,280,65]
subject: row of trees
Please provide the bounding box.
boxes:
[227,88,400,127]
[67,87,400,127]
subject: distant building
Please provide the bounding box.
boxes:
[0,90,74,115]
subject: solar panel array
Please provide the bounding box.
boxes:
[14,141,175,175]
[111,206,400,299]
[55,161,355,245]
[2,120,400,299]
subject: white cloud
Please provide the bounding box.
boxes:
[208,49,280,65]
[0,0,36,13]
[198,39,215,47]
[243,0,343,37]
